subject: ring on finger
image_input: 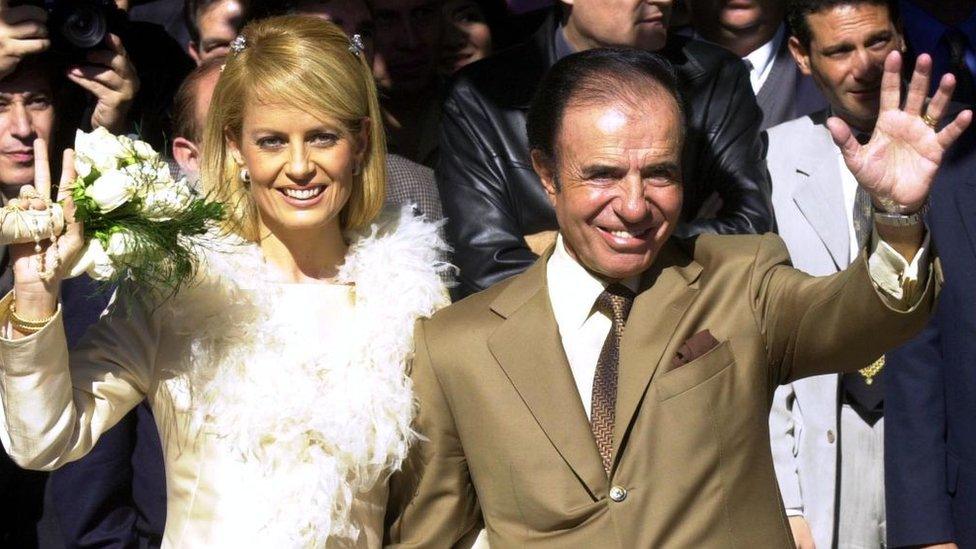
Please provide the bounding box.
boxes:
[922,113,939,128]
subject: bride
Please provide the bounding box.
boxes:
[0,16,449,548]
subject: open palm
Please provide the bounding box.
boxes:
[828,52,973,213]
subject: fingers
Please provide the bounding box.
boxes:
[879,50,903,112]
[68,65,126,90]
[58,149,75,187]
[2,5,48,26]
[105,34,127,57]
[33,137,50,199]
[925,72,957,123]
[903,54,932,116]
[827,116,865,175]
[937,109,973,150]
[8,37,49,57]
[8,18,47,39]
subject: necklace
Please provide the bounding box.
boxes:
[859,356,885,385]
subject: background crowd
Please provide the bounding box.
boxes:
[0,0,972,548]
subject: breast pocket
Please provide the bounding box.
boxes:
[655,340,735,402]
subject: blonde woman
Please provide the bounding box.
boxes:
[0,16,449,548]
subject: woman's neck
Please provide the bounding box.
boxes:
[257,220,349,283]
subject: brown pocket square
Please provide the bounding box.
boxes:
[671,330,721,370]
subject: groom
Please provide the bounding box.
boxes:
[385,46,971,547]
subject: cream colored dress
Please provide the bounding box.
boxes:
[0,209,449,548]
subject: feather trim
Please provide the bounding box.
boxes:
[161,206,451,546]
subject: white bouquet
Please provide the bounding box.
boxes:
[0,128,224,295]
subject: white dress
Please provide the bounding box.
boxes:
[0,207,450,548]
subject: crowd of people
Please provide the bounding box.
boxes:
[0,0,973,548]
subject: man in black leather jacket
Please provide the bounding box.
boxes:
[439,1,774,298]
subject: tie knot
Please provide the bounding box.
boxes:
[595,283,635,326]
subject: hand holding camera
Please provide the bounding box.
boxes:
[3,0,140,134]
[67,31,139,135]
[0,0,50,79]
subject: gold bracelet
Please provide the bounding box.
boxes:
[10,300,56,333]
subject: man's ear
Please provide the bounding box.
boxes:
[188,43,203,65]
[172,137,201,177]
[788,36,813,76]
[531,149,559,204]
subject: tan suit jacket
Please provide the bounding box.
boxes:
[386,233,935,548]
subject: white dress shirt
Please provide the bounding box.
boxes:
[546,235,638,418]
[743,24,786,94]
[547,227,929,417]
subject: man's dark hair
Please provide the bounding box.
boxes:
[787,0,900,47]
[526,48,685,184]
[171,58,224,143]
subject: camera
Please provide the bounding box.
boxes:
[21,0,128,58]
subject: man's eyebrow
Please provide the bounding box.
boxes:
[641,161,681,175]
[865,30,893,44]
[579,163,624,178]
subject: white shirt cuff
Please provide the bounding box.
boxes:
[785,508,805,518]
[867,228,930,309]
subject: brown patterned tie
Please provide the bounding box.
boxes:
[591,283,636,476]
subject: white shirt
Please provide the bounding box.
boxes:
[547,228,928,418]
[690,24,784,94]
[744,25,785,94]
[546,235,638,418]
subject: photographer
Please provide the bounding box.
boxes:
[0,1,192,149]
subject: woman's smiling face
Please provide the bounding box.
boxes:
[228,100,368,237]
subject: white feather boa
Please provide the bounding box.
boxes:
[160,206,451,547]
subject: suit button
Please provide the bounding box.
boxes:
[827,430,836,444]
[609,486,627,502]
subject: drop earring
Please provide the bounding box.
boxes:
[239,167,251,185]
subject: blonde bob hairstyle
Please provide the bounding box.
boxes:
[201,16,387,241]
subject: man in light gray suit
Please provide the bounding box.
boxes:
[767,0,912,547]
[687,0,827,130]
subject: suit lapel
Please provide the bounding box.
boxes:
[613,241,702,467]
[756,38,798,128]
[791,128,850,270]
[487,252,607,496]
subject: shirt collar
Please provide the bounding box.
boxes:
[743,24,785,77]
[547,234,641,330]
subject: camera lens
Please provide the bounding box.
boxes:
[58,5,108,49]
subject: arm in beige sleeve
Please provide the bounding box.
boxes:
[750,234,936,385]
[0,289,159,471]
[385,319,481,547]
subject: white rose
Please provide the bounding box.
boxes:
[74,128,127,174]
[123,160,173,186]
[141,180,195,221]
[66,239,116,281]
[104,230,139,263]
[132,140,160,161]
[86,169,138,213]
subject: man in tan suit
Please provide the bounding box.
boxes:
[386,46,972,547]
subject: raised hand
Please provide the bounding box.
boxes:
[0,0,50,79]
[827,51,973,214]
[8,139,85,325]
[67,34,140,135]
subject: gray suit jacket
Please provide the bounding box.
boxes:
[757,33,828,131]
[766,110,850,549]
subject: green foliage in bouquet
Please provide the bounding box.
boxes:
[67,128,225,299]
